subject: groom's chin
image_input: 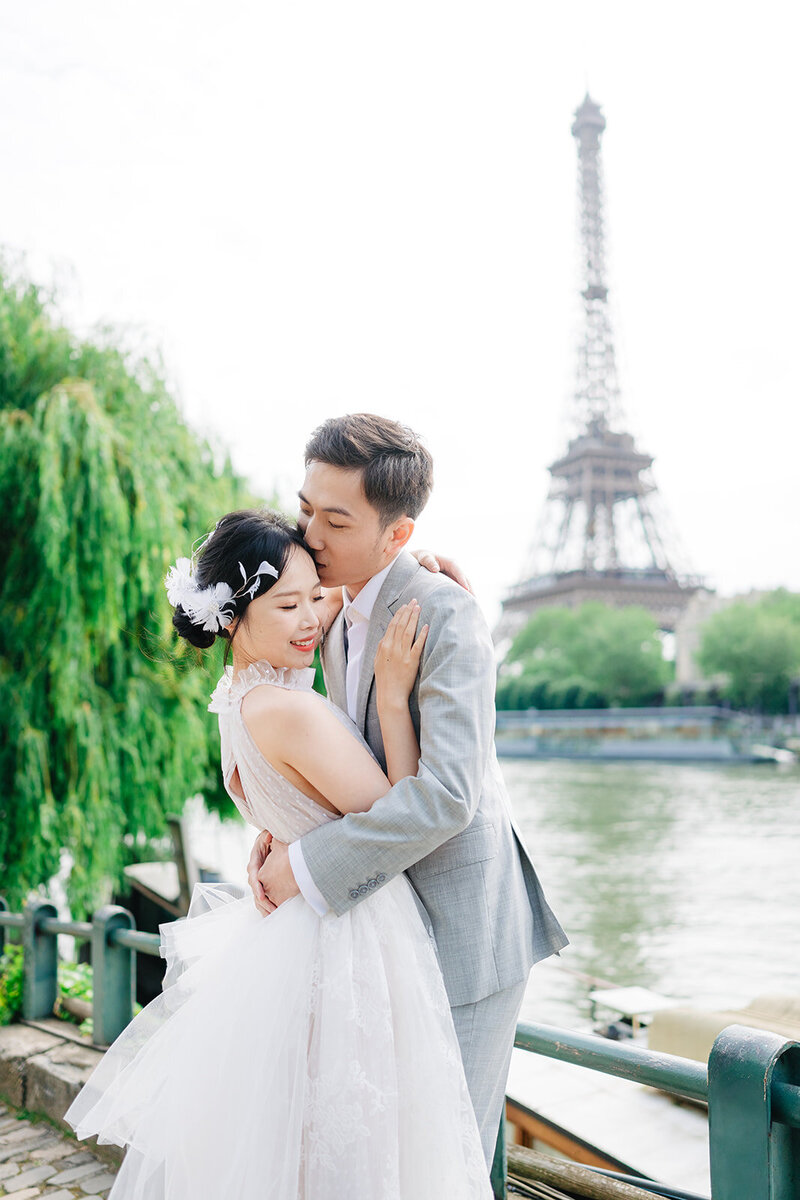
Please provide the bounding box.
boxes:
[316,564,344,588]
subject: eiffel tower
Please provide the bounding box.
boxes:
[496,95,703,645]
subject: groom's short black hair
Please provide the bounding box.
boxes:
[305,414,433,527]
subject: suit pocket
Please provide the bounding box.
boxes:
[412,822,498,878]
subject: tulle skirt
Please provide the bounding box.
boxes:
[64,877,491,1199]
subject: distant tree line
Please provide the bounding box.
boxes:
[696,590,800,715]
[0,263,256,917]
[496,603,671,711]
[496,591,800,715]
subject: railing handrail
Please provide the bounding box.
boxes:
[516,1019,709,1104]
[40,916,93,939]
[515,1020,800,1130]
[2,901,162,955]
[111,927,161,955]
[771,1080,800,1127]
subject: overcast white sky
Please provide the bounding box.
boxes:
[2,1,798,622]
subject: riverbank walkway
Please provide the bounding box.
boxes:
[0,1101,117,1199]
[0,1018,119,1200]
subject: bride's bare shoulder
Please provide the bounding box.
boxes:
[240,683,326,732]
[240,684,343,767]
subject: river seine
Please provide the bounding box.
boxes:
[505,758,800,1027]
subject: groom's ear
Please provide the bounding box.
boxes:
[385,516,414,554]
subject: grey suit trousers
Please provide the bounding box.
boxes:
[451,978,528,1167]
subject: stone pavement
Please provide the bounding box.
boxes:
[0,1101,119,1198]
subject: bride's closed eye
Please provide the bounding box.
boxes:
[279,595,324,610]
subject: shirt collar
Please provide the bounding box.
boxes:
[342,560,395,627]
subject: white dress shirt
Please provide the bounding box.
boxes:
[288,561,396,917]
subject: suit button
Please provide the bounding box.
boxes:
[367,879,377,889]
[349,889,360,900]
[377,873,386,883]
[358,884,369,896]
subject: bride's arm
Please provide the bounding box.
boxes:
[242,688,393,816]
[242,603,426,812]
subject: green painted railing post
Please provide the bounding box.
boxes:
[92,905,136,1046]
[709,1023,800,1200]
[490,1113,507,1199]
[22,898,58,1019]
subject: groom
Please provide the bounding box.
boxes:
[249,412,568,1167]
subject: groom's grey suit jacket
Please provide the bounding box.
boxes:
[301,550,568,1007]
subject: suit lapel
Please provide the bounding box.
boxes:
[321,608,348,714]
[354,552,422,734]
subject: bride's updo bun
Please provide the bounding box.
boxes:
[169,509,308,649]
[172,607,217,650]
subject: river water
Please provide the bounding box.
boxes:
[506,758,800,1027]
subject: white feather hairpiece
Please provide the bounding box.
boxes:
[164,527,279,633]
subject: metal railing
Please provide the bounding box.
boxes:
[0,896,160,1047]
[3,896,799,1199]
[491,1021,800,1200]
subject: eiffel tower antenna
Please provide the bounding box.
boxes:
[496,96,703,645]
[571,93,622,434]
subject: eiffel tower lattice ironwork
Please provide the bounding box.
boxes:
[496,95,703,645]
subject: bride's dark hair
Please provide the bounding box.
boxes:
[172,509,308,651]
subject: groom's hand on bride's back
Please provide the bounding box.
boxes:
[247,829,276,915]
[412,550,473,595]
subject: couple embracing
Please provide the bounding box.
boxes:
[65,413,567,1198]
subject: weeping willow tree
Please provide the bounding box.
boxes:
[0,265,256,917]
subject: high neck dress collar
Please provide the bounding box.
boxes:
[208,660,317,713]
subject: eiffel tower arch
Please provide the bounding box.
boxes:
[496,96,704,646]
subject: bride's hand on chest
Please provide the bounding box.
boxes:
[374,601,428,711]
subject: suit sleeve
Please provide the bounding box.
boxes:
[298,584,496,916]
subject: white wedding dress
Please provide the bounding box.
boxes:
[64,660,491,1199]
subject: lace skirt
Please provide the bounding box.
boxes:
[64,877,491,1199]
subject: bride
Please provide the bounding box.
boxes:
[64,508,491,1199]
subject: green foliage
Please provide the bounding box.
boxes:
[697,590,800,713]
[0,943,24,1025]
[758,589,800,626]
[0,263,256,917]
[498,603,672,710]
[57,959,93,1005]
[55,959,95,1037]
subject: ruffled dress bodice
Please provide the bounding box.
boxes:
[208,660,351,843]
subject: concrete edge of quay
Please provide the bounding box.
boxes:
[0,1021,123,1168]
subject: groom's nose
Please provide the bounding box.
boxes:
[303,514,324,550]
